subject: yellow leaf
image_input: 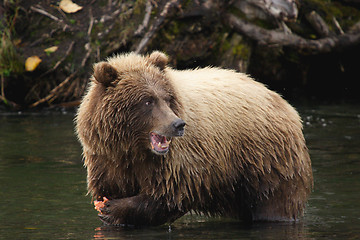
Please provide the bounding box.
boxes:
[59,0,83,13]
[44,46,58,54]
[25,56,42,72]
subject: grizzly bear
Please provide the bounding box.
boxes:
[75,51,313,227]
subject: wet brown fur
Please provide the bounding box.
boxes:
[75,51,313,226]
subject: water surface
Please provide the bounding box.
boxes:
[0,104,359,239]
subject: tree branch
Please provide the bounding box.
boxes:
[134,0,153,36]
[30,5,60,22]
[29,71,78,108]
[39,41,75,78]
[306,11,330,37]
[135,0,182,54]
[226,13,360,54]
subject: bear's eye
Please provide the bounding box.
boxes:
[165,96,175,107]
[145,99,154,106]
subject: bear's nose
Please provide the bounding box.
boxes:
[172,119,186,136]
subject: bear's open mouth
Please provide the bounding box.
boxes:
[150,132,172,155]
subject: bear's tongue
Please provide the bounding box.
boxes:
[150,132,171,153]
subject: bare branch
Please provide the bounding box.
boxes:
[30,5,71,31]
[135,0,182,54]
[40,41,75,78]
[332,17,344,35]
[134,0,153,36]
[88,8,95,36]
[81,46,92,67]
[29,71,78,108]
[226,13,360,54]
[30,5,60,21]
[29,38,93,108]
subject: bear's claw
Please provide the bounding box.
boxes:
[98,214,114,226]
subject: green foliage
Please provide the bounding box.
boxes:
[0,1,24,105]
[0,35,18,78]
[232,42,250,59]
[69,19,76,25]
[0,13,23,76]
[303,0,360,31]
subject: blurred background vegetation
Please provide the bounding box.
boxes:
[1,0,360,110]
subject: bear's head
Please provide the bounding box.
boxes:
[91,51,185,156]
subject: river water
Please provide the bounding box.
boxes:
[0,104,359,239]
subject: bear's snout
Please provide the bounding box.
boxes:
[172,119,186,137]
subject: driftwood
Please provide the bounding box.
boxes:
[234,0,298,22]
[29,71,78,108]
[225,13,360,54]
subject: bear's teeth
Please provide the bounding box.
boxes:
[158,142,162,148]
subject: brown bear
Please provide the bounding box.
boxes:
[75,51,313,227]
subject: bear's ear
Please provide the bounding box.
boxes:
[93,62,118,87]
[147,51,168,70]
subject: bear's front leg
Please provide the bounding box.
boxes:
[97,194,186,227]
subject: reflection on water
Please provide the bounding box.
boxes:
[92,218,310,239]
[0,104,359,239]
[300,105,360,239]
[0,113,97,239]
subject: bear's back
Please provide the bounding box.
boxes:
[166,67,302,139]
[165,67,312,220]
